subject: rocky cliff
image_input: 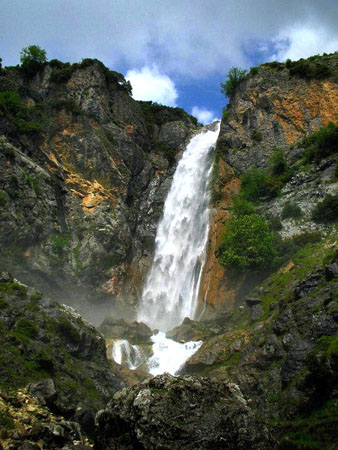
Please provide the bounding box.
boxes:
[201,52,338,317]
[0,59,199,324]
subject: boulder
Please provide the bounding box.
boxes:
[94,374,276,450]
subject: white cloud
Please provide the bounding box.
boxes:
[191,107,217,125]
[126,65,178,106]
[1,0,337,77]
[272,25,338,62]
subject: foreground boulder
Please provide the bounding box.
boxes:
[94,373,276,450]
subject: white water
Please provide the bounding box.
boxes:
[148,332,203,375]
[112,340,147,370]
[137,123,220,332]
[111,123,220,375]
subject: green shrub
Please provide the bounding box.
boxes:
[0,91,43,134]
[302,122,338,162]
[281,202,303,220]
[231,196,255,217]
[240,168,281,203]
[51,234,71,256]
[0,191,8,207]
[252,130,262,143]
[288,58,332,79]
[139,101,198,127]
[1,145,16,160]
[220,67,248,99]
[15,319,38,339]
[222,107,230,121]
[268,215,283,231]
[56,317,81,344]
[269,148,291,180]
[219,214,276,272]
[33,349,54,373]
[49,98,81,114]
[249,66,259,76]
[273,231,322,267]
[312,194,338,223]
[20,45,47,77]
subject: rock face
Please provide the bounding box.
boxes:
[0,60,198,323]
[94,373,276,450]
[0,273,125,417]
[217,53,338,172]
[200,52,338,318]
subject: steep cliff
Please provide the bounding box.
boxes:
[201,52,338,317]
[0,59,199,323]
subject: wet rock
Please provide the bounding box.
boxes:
[98,318,153,343]
[94,374,276,450]
[166,317,222,342]
[326,263,338,281]
[294,271,323,300]
[27,379,57,407]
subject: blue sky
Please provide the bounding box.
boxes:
[0,0,337,123]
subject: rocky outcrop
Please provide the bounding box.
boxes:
[0,272,126,418]
[94,373,276,450]
[217,53,338,172]
[0,60,199,323]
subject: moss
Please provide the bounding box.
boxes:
[55,317,81,344]
[0,191,9,207]
[0,410,15,434]
[14,319,39,339]
[252,130,263,143]
[51,233,71,257]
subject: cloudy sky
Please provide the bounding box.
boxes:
[1,0,337,123]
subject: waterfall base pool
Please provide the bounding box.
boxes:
[111,332,202,376]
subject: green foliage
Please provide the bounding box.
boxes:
[249,66,259,76]
[312,194,338,223]
[268,215,283,231]
[49,98,81,114]
[33,349,54,373]
[220,67,248,99]
[0,411,15,433]
[281,201,303,220]
[0,91,43,134]
[240,168,281,203]
[139,101,198,127]
[273,231,322,268]
[0,191,8,207]
[14,319,38,339]
[102,253,122,270]
[222,107,230,121]
[219,214,276,272]
[302,122,338,162]
[269,148,290,179]
[252,130,262,143]
[49,57,132,93]
[55,317,80,344]
[288,58,332,79]
[51,234,71,256]
[1,145,16,161]
[231,195,255,217]
[20,45,47,77]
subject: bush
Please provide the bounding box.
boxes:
[0,91,43,134]
[312,194,338,223]
[15,319,38,339]
[273,231,322,267]
[268,215,283,231]
[20,45,47,77]
[288,58,332,79]
[220,67,248,99]
[231,196,255,217]
[269,148,290,180]
[281,202,303,220]
[219,214,276,272]
[252,130,262,143]
[240,168,281,203]
[302,122,338,162]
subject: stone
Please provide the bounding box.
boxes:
[27,379,57,407]
[94,374,276,450]
[325,263,338,281]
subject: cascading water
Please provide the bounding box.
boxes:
[111,122,220,375]
[112,340,147,370]
[138,123,220,332]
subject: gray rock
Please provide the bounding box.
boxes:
[27,379,57,406]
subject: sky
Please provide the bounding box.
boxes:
[0,0,337,124]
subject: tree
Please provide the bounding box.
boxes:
[219,214,276,272]
[220,67,247,99]
[20,45,47,77]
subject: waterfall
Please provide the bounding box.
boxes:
[112,340,147,370]
[137,123,220,332]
